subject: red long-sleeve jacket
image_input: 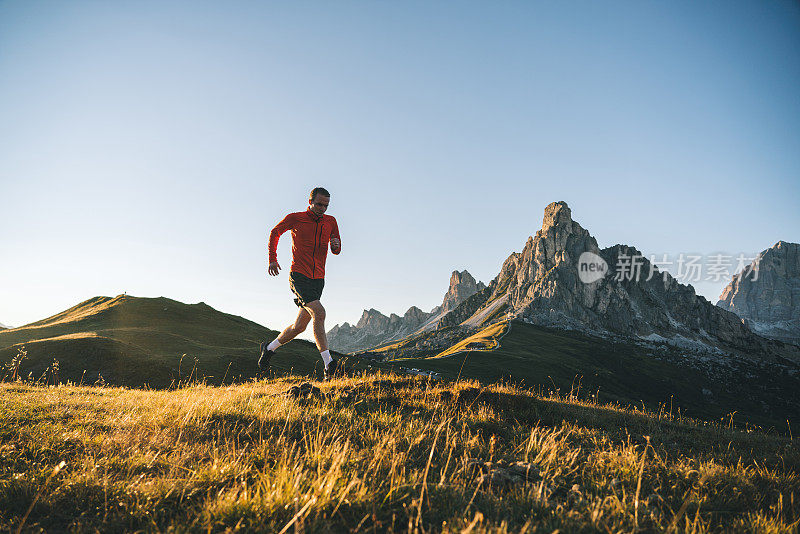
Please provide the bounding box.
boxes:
[268,208,340,279]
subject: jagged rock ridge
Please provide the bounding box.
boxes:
[416,201,799,363]
[328,270,486,353]
[716,240,800,345]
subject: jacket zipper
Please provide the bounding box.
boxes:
[312,218,320,278]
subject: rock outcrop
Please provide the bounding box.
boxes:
[441,271,487,313]
[328,270,485,353]
[716,241,800,345]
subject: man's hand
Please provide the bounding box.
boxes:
[330,237,341,254]
[268,261,281,276]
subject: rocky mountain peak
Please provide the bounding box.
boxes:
[717,240,799,344]
[540,200,572,233]
[404,306,425,318]
[441,270,487,313]
[356,308,389,329]
[527,201,598,274]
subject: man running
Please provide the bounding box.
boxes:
[260,187,341,380]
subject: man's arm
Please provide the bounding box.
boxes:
[268,213,296,274]
[330,217,341,254]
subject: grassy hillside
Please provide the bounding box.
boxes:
[375,321,800,432]
[368,321,509,359]
[0,373,797,532]
[0,295,336,387]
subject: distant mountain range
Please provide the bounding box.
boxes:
[347,201,798,363]
[0,295,339,387]
[717,240,800,346]
[327,270,486,353]
[0,322,9,330]
[346,201,799,429]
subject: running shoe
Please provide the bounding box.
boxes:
[324,357,338,381]
[258,341,274,374]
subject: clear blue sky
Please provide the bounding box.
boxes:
[1,1,798,338]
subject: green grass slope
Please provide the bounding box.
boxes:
[0,295,334,387]
[377,321,800,432]
[0,373,797,532]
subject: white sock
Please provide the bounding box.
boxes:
[320,349,332,366]
[267,339,282,352]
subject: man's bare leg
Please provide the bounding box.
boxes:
[303,299,337,378]
[260,307,311,372]
[277,307,312,345]
[303,300,328,351]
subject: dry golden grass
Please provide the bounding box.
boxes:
[0,372,798,533]
[435,322,509,359]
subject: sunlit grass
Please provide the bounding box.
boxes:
[1,372,798,532]
[433,321,509,359]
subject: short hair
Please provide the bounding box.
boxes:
[309,187,330,201]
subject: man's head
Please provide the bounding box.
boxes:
[308,187,330,216]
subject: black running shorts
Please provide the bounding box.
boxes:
[289,271,324,307]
